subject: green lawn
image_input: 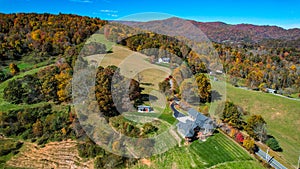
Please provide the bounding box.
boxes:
[132,133,263,169]
[226,83,300,167]
[85,33,116,51]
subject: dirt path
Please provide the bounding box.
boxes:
[169,127,182,147]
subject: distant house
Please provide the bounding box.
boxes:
[266,88,276,94]
[137,105,154,113]
[158,57,170,64]
[176,108,216,142]
[216,70,223,74]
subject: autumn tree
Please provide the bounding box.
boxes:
[32,119,43,137]
[95,66,118,118]
[37,66,59,101]
[9,63,20,75]
[253,122,268,142]
[243,136,255,153]
[246,69,264,88]
[95,66,141,118]
[194,73,211,103]
[245,115,267,141]
[235,132,244,143]
[221,101,244,129]
[172,67,184,86]
[159,78,171,95]
[55,63,72,102]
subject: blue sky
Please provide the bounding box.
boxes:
[1,0,299,29]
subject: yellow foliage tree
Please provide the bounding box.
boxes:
[9,63,20,76]
[243,136,255,153]
[229,128,237,138]
[32,119,43,137]
[61,127,67,136]
[55,65,72,102]
[290,64,296,71]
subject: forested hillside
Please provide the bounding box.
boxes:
[0,13,106,63]
[104,23,300,95]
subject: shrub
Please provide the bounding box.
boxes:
[266,138,281,151]
[142,122,158,135]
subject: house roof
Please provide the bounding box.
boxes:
[137,105,152,108]
[177,120,196,137]
[176,108,215,137]
[188,108,209,122]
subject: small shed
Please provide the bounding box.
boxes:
[266,88,276,94]
[137,105,154,113]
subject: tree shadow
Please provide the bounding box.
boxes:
[140,82,154,86]
[141,94,158,102]
[211,90,222,102]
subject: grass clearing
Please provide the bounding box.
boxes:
[226,83,300,167]
[86,33,116,51]
[123,105,176,125]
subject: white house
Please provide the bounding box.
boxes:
[158,57,170,63]
[266,88,276,94]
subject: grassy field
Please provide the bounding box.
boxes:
[86,45,171,89]
[132,133,264,169]
[85,33,116,51]
[226,83,300,167]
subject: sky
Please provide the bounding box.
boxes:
[0,0,300,29]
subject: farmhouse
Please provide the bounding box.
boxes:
[176,108,216,142]
[137,105,154,113]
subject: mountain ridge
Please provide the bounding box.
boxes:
[115,17,300,43]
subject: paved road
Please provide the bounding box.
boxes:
[256,148,287,169]
[170,102,185,118]
[236,86,300,102]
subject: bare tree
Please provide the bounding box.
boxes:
[253,123,268,142]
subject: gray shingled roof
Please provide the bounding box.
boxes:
[176,108,215,137]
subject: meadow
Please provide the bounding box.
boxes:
[226,84,300,167]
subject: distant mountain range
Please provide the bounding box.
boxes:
[116,17,300,44]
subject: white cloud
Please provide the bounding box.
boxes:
[93,9,119,17]
[100,9,118,13]
[107,13,118,17]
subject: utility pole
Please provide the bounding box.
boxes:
[266,148,270,162]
